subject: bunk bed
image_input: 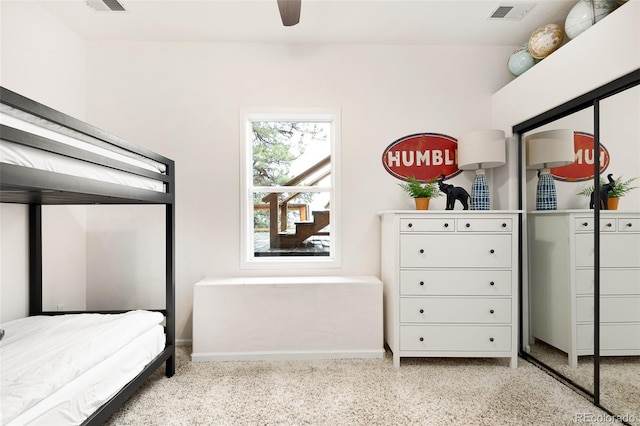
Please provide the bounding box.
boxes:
[0,86,175,426]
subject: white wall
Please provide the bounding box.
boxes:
[0,205,28,321]
[0,2,86,117]
[83,42,514,340]
[85,205,165,311]
[0,1,87,322]
[42,206,88,311]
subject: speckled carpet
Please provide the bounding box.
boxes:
[106,346,620,425]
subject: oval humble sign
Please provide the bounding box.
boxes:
[551,132,610,182]
[382,133,461,182]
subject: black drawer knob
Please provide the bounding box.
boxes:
[582,222,588,227]
[465,223,470,228]
[419,281,425,286]
[419,309,424,314]
[489,337,495,342]
[627,223,633,227]
[444,223,449,228]
[606,223,612,227]
[408,223,413,228]
[490,249,495,254]
[489,281,495,286]
[419,249,424,254]
[419,337,424,342]
[502,223,507,228]
[490,310,495,314]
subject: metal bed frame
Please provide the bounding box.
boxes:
[0,86,175,425]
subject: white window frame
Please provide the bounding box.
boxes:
[240,107,341,269]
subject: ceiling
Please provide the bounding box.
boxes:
[35,0,578,46]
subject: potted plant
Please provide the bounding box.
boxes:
[399,176,441,210]
[577,175,639,210]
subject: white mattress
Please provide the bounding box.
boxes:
[0,141,165,192]
[0,106,166,193]
[0,105,165,174]
[0,311,165,426]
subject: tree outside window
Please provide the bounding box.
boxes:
[241,109,340,268]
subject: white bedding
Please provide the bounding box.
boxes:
[0,105,166,174]
[0,141,165,193]
[0,311,165,426]
[0,105,167,193]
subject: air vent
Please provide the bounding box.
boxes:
[491,6,514,19]
[86,0,126,12]
[488,3,536,20]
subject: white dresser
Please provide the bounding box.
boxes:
[380,211,520,368]
[528,211,640,367]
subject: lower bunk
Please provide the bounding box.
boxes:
[0,310,174,426]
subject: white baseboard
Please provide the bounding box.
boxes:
[191,349,385,362]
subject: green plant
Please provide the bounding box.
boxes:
[577,175,639,198]
[398,176,442,198]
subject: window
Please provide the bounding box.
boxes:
[240,108,341,268]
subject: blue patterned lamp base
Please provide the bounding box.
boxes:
[470,172,490,210]
[536,171,558,210]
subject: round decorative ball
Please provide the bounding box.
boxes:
[508,44,535,76]
[564,0,617,39]
[528,24,564,59]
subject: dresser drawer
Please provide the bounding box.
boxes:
[576,296,640,323]
[400,325,511,351]
[400,270,512,296]
[400,297,511,323]
[574,218,593,232]
[400,218,454,232]
[618,218,640,232]
[575,269,640,295]
[456,218,512,232]
[577,323,640,352]
[575,233,640,268]
[400,234,512,268]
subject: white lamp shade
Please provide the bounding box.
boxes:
[526,129,575,169]
[457,129,506,170]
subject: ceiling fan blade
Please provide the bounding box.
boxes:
[277,0,301,26]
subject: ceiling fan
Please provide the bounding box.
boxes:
[277,0,301,26]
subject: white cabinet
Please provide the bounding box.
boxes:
[528,211,640,367]
[380,211,520,368]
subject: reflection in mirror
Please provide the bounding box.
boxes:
[598,84,640,425]
[525,106,595,395]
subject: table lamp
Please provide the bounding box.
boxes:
[457,129,506,210]
[526,129,575,210]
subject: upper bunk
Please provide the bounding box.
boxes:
[0,86,174,205]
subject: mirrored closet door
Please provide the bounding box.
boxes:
[522,106,596,396]
[515,69,640,425]
[597,83,640,424]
